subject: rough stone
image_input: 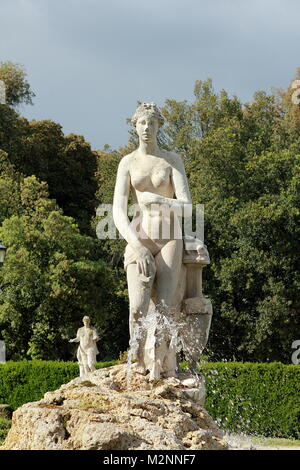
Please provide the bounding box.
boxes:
[1,364,228,450]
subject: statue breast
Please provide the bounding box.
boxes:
[131,165,172,192]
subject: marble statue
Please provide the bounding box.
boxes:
[69,316,99,377]
[113,103,212,380]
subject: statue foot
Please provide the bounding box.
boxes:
[149,367,162,382]
[131,363,147,375]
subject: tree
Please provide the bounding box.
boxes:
[0,150,22,223]
[0,62,35,106]
[0,107,98,234]
[0,176,128,360]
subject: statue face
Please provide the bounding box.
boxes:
[136,115,159,144]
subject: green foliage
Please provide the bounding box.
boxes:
[0,150,22,223]
[118,350,128,364]
[156,76,300,362]
[0,106,97,234]
[0,61,35,107]
[198,362,300,439]
[94,149,127,267]
[0,361,75,409]
[0,417,11,444]
[0,360,117,410]
[0,176,128,360]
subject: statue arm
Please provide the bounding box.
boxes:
[113,157,148,253]
[169,153,192,210]
[69,330,81,343]
[113,156,155,276]
[92,328,99,341]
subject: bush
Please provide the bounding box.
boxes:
[0,417,11,444]
[198,362,300,439]
[0,360,117,410]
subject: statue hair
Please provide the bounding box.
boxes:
[131,102,164,127]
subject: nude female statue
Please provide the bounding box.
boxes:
[113,102,192,380]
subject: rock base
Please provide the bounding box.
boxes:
[1,364,228,450]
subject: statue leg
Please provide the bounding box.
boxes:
[87,350,96,373]
[154,239,183,378]
[77,348,87,377]
[126,262,156,373]
[155,239,183,305]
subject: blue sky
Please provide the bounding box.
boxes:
[0,0,299,150]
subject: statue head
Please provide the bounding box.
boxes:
[83,316,91,326]
[131,102,164,144]
[131,102,164,128]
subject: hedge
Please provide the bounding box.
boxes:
[198,362,300,439]
[0,361,299,438]
[0,360,117,410]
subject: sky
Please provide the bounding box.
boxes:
[0,0,299,150]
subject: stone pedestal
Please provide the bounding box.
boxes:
[178,241,213,366]
[1,365,228,450]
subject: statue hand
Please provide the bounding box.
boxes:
[135,245,155,278]
[139,191,162,206]
[196,241,204,253]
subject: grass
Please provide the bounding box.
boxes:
[228,433,300,449]
[250,435,300,448]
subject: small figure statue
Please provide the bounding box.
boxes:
[69,316,99,377]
